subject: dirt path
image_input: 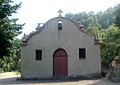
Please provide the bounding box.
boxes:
[0,72,119,85]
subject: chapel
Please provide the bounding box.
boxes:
[21,10,101,79]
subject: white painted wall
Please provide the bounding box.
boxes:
[21,17,101,78]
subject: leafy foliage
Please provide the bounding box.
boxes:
[0,0,22,72]
[65,7,116,29]
[101,25,120,66]
[107,64,120,82]
[65,11,97,29]
[115,4,120,28]
[97,8,115,29]
[0,39,21,72]
[0,0,22,58]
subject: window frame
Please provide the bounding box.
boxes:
[79,48,86,59]
[36,50,42,61]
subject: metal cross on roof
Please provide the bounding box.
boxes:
[58,9,63,17]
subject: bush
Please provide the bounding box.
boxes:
[106,64,120,82]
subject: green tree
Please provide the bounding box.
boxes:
[65,11,98,29]
[0,38,21,72]
[65,7,115,29]
[101,25,120,68]
[96,8,115,29]
[115,4,120,28]
[0,0,23,59]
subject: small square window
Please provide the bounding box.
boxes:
[79,48,86,59]
[36,50,42,60]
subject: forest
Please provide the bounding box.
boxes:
[0,0,120,80]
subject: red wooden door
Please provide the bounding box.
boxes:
[53,49,68,77]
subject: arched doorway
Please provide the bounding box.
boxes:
[53,48,68,77]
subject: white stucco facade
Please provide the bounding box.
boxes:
[21,16,101,79]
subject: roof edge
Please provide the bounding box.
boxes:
[22,16,95,45]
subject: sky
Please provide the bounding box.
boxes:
[14,0,120,37]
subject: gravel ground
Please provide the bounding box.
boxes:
[0,72,119,85]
